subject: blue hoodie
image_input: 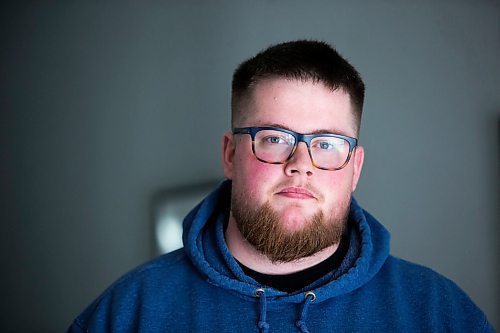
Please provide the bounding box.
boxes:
[68,180,494,332]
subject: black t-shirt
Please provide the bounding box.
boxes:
[238,234,349,293]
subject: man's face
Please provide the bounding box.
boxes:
[222,78,364,262]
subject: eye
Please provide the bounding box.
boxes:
[315,140,335,150]
[263,136,288,145]
[311,137,347,153]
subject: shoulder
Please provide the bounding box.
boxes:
[69,248,202,332]
[380,255,463,289]
[110,248,200,293]
[367,255,492,332]
[378,255,471,298]
[100,248,197,294]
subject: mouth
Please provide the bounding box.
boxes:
[275,187,317,200]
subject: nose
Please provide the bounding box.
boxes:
[284,142,314,177]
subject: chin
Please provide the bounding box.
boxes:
[278,211,318,233]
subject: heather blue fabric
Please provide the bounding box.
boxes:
[68,180,494,332]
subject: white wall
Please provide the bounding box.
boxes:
[1,1,498,331]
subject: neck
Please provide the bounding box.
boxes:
[225,215,340,275]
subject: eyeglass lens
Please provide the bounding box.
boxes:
[253,129,350,169]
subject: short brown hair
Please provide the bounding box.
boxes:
[231,40,365,133]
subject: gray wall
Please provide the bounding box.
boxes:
[1,2,498,332]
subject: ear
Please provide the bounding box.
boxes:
[221,131,236,179]
[351,145,364,192]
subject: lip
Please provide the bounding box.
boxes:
[276,187,316,199]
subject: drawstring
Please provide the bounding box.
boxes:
[255,288,269,333]
[296,291,316,333]
[254,289,316,333]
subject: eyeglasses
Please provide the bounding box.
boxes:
[232,127,358,171]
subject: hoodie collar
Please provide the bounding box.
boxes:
[183,180,390,304]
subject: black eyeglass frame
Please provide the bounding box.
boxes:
[232,126,358,171]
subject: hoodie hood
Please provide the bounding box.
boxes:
[183,180,390,304]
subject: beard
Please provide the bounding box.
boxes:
[231,192,349,263]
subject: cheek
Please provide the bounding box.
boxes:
[317,169,354,201]
[233,155,280,197]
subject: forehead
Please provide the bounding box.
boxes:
[241,78,356,137]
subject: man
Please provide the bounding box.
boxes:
[68,40,494,332]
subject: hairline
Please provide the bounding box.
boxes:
[231,77,361,136]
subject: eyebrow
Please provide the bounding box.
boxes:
[263,123,350,137]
